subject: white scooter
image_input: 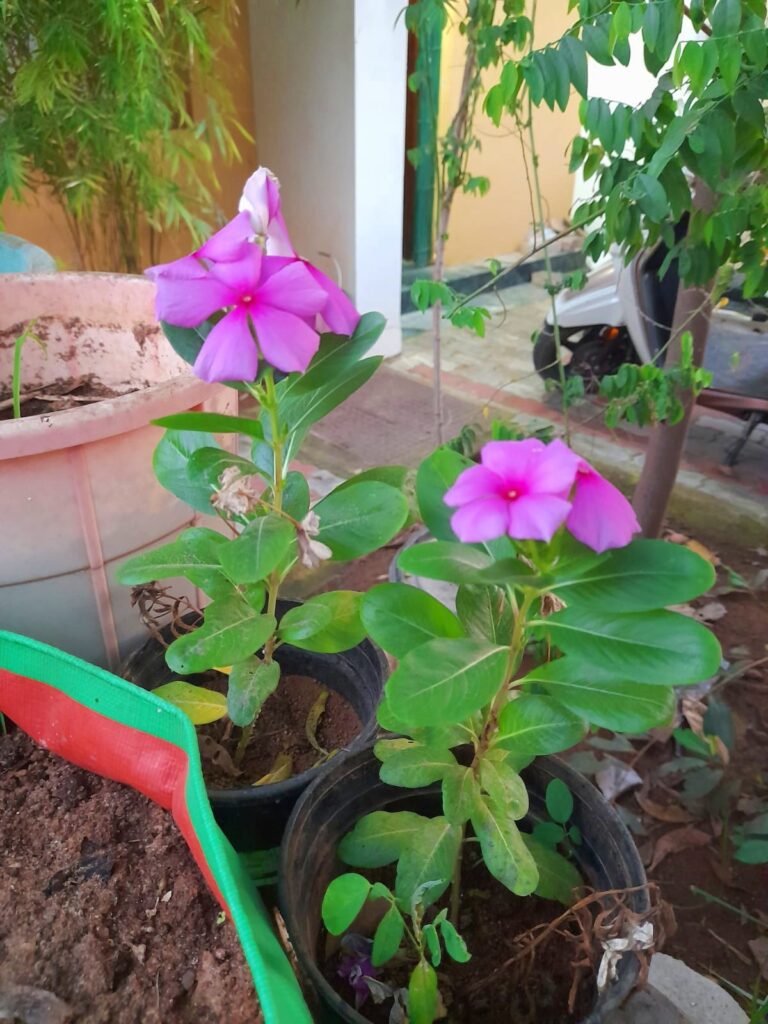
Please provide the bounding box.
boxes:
[533,229,768,465]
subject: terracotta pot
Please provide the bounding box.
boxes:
[0,272,234,669]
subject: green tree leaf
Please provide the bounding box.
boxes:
[165,599,276,674]
[439,918,471,963]
[711,0,741,36]
[545,778,573,824]
[495,695,587,755]
[361,582,465,658]
[227,658,280,727]
[281,591,366,653]
[153,430,220,514]
[218,515,296,583]
[522,659,676,732]
[276,601,332,643]
[479,755,529,816]
[471,796,538,896]
[377,742,457,788]
[386,638,508,727]
[321,873,371,935]
[372,906,405,966]
[338,810,431,869]
[455,584,513,644]
[442,766,483,825]
[116,528,230,597]
[550,539,715,612]
[395,816,461,908]
[408,960,438,1024]
[423,923,442,967]
[560,35,588,98]
[538,607,722,686]
[415,448,473,541]
[522,835,582,905]
[152,681,227,725]
[312,481,408,560]
[152,411,265,439]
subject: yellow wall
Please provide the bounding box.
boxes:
[0,5,258,272]
[440,6,580,266]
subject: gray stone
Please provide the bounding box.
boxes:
[605,954,748,1024]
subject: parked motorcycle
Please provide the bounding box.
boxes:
[533,231,768,466]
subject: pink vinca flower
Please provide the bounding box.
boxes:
[566,461,640,553]
[239,168,360,336]
[146,210,254,284]
[445,439,581,544]
[158,247,326,382]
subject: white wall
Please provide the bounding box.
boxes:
[249,0,407,356]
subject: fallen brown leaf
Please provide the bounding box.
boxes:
[686,539,720,565]
[635,786,695,824]
[648,826,712,871]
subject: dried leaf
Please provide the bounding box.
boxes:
[696,601,727,623]
[305,688,329,755]
[252,752,293,786]
[198,735,240,778]
[685,539,720,565]
[635,785,695,824]
[748,937,768,980]
[648,826,712,871]
[596,762,642,802]
[681,697,707,739]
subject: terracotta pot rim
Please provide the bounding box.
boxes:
[0,271,216,460]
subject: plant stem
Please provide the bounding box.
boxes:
[234,372,285,769]
[690,885,766,929]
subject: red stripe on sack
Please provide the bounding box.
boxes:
[0,668,229,911]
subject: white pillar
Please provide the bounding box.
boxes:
[248,0,407,356]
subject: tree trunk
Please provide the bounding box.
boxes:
[632,181,715,537]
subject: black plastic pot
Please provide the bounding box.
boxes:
[122,601,386,852]
[279,744,649,1024]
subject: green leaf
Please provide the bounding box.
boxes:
[165,599,276,674]
[218,515,296,583]
[281,591,366,653]
[152,411,265,439]
[395,816,461,908]
[496,695,586,755]
[321,873,371,935]
[152,681,227,725]
[522,659,676,732]
[455,584,513,644]
[277,602,333,643]
[545,778,573,824]
[711,0,741,36]
[160,320,211,367]
[642,2,661,52]
[372,906,405,966]
[279,355,382,439]
[439,918,471,963]
[635,173,668,221]
[423,923,441,967]
[280,472,311,521]
[538,607,722,686]
[408,960,438,1024]
[361,582,465,658]
[415,448,473,541]
[227,658,280,727]
[551,539,715,612]
[472,796,538,896]
[116,529,229,595]
[734,839,768,864]
[522,836,582,905]
[377,743,457,788]
[560,35,588,98]
[153,430,221,514]
[398,541,492,584]
[479,756,529,816]
[386,638,508,727]
[442,766,482,825]
[313,481,408,560]
[339,811,431,869]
